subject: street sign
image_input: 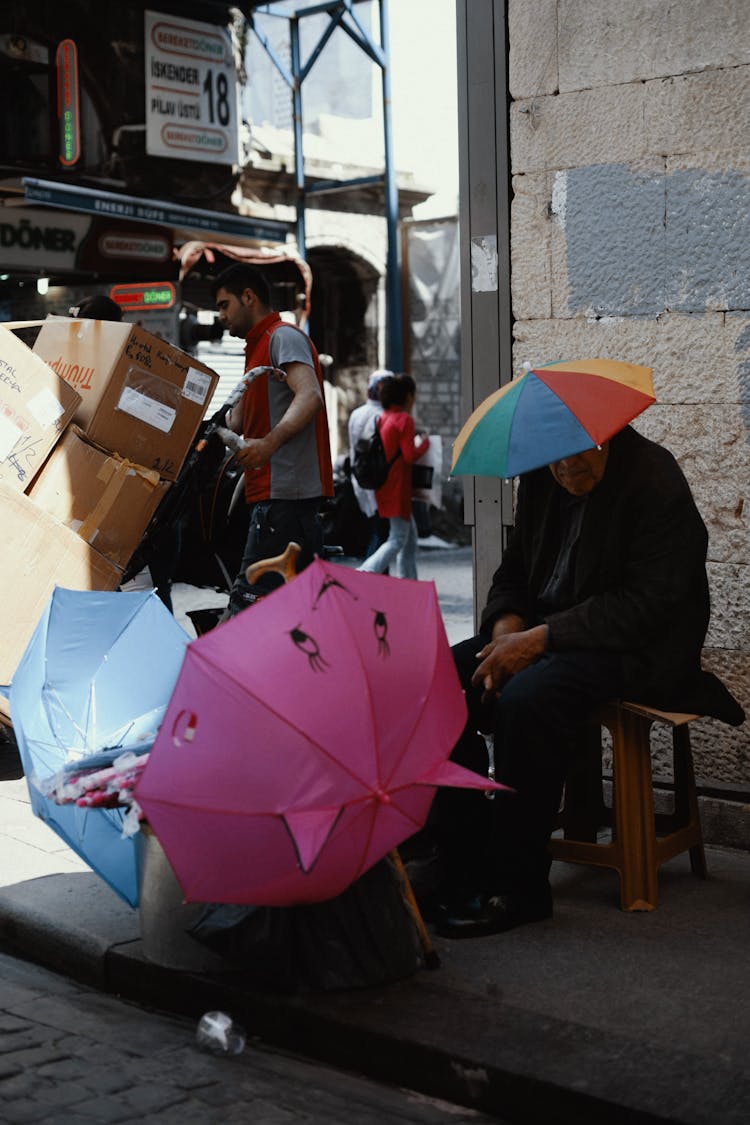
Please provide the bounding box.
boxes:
[24,179,291,243]
[144,9,239,166]
[110,282,177,311]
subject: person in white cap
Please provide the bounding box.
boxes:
[347,369,392,558]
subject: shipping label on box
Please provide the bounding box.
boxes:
[0,326,81,493]
[32,319,218,480]
[0,479,121,687]
[29,426,171,569]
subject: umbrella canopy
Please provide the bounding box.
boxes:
[451,357,655,479]
[10,588,190,907]
[136,559,503,906]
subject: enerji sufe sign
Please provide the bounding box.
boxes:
[144,9,239,166]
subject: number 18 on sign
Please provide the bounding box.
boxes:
[145,9,239,166]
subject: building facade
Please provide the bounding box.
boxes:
[459,0,749,793]
[0,1,446,465]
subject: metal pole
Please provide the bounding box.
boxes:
[290,16,306,260]
[379,0,402,371]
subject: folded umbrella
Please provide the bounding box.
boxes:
[451,357,655,479]
[136,559,505,906]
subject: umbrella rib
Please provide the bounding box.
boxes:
[43,688,91,752]
[43,688,141,757]
[381,602,441,792]
[325,593,383,781]
[43,596,149,753]
[349,787,428,882]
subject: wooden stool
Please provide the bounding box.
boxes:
[549,701,707,911]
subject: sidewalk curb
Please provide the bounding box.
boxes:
[103,944,681,1125]
[0,894,739,1125]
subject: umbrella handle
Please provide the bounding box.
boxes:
[388,849,440,971]
[246,541,302,587]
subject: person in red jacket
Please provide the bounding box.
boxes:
[357,374,429,580]
[212,264,333,613]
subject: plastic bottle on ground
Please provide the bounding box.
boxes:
[195,1011,246,1055]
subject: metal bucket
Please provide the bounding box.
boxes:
[136,828,224,972]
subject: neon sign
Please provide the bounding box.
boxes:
[110,282,177,311]
[56,39,80,167]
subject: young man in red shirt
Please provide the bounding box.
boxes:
[213,264,333,614]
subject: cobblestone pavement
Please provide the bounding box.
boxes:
[0,951,501,1124]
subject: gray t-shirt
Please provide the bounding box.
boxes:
[262,324,326,500]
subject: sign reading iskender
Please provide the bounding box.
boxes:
[145,10,239,165]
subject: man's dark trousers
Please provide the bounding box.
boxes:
[227,497,324,614]
[437,636,624,902]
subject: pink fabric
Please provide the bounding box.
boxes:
[136,560,504,906]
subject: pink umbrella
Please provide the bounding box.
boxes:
[135,558,505,905]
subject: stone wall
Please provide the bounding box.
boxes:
[508,0,750,785]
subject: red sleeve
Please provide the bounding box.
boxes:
[397,415,430,464]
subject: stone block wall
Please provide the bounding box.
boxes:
[508,0,749,785]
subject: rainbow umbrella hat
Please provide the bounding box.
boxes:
[451,358,655,479]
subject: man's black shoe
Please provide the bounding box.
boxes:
[435,890,552,939]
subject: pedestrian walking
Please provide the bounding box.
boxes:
[347,368,392,558]
[213,264,333,614]
[357,373,430,580]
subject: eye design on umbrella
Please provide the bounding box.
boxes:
[290,626,330,672]
[312,575,358,609]
[373,610,390,657]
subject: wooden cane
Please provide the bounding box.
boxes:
[389,848,440,970]
[246,541,301,587]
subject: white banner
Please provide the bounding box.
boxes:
[145,10,239,166]
[0,208,91,272]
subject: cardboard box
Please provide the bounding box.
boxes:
[32,319,218,481]
[0,325,81,493]
[0,479,121,687]
[29,426,171,569]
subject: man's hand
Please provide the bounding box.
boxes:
[491,613,525,641]
[234,435,275,471]
[230,361,323,458]
[472,624,548,699]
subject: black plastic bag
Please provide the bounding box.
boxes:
[188,858,422,993]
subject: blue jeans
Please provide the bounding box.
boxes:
[357,515,418,579]
[227,498,324,615]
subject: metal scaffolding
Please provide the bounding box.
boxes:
[243,0,403,369]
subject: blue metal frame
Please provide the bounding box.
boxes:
[246,0,403,368]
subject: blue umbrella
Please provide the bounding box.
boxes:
[10,588,190,907]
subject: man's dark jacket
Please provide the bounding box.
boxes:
[481,426,744,725]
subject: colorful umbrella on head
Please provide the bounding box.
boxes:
[451,357,655,479]
[136,558,506,906]
[10,588,190,907]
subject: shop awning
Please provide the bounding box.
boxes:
[22,178,291,246]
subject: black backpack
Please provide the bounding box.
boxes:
[351,417,400,490]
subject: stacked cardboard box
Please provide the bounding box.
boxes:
[0,476,122,688]
[0,325,81,491]
[29,318,218,577]
[0,320,219,691]
[32,318,218,481]
[28,426,171,569]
